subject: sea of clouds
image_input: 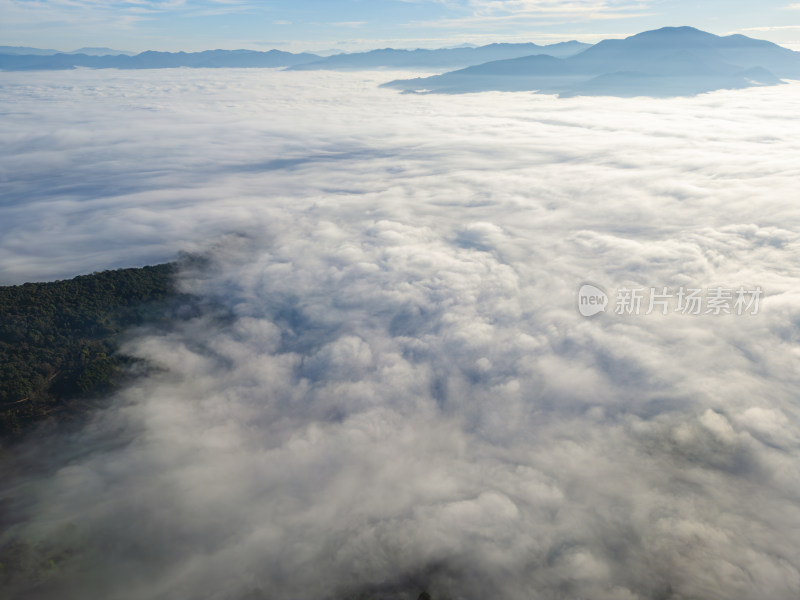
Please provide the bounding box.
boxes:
[1,68,800,600]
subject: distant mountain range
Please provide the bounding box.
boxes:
[286,41,591,71]
[382,27,800,97]
[0,49,322,70]
[0,41,590,72]
[0,45,134,56]
[2,28,798,99]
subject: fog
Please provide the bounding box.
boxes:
[1,69,800,600]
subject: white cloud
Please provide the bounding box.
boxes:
[1,69,800,599]
[468,0,649,16]
[330,20,368,27]
[740,24,800,31]
[0,0,260,42]
[413,0,656,29]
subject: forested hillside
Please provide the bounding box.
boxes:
[0,264,179,438]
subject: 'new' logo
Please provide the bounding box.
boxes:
[578,284,608,317]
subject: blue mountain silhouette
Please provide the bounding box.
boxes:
[286,41,590,71]
[0,49,322,71]
[0,42,591,73]
[382,27,799,97]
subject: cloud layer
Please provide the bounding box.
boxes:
[1,69,800,600]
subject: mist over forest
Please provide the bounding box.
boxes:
[1,59,799,600]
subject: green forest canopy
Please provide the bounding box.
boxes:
[0,263,179,438]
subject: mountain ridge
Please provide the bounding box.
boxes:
[382,26,800,97]
[0,41,591,72]
[0,45,134,56]
[0,48,323,70]
[286,41,591,71]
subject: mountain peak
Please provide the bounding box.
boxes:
[384,25,799,97]
[629,26,719,42]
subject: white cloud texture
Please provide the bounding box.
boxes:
[1,69,800,600]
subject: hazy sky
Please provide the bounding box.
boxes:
[2,0,800,52]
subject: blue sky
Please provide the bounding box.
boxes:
[2,0,799,53]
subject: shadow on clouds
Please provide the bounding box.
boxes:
[0,68,799,599]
